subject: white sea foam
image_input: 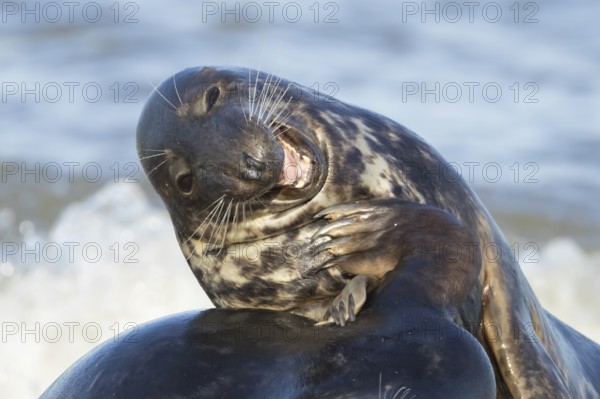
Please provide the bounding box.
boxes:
[0,181,598,397]
[0,182,212,397]
[522,238,600,342]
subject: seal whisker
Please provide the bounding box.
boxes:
[391,387,414,399]
[273,127,291,138]
[247,68,253,120]
[184,198,225,261]
[232,201,240,233]
[264,81,289,126]
[215,200,233,250]
[252,193,267,208]
[258,73,282,123]
[148,79,177,111]
[274,98,294,123]
[272,109,295,134]
[256,72,273,122]
[262,73,276,120]
[275,114,295,135]
[240,87,248,124]
[182,194,226,245]
[216,199,234,255]
[225,199,234,244]
[206,199,226,251]
[184,244,197,262]
[185,200,222,260]
[254,72,268,121]
[201,197,225,242]
[249,195,261,209]
[172,76,184,107]
[139,148,168,152]
[256,74,270,122]
[145,158,169,177]
[260,75,284,124]
[273,108,294,137]
[250,66,262,120]
[193,198,226,257]
[247,199,255,216]
[271,93,293,123]
[138,152,166,162]
[200,194,226,219]
[259,75,281,123]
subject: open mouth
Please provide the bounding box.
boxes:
[273,125,314,189]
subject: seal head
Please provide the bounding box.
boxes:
[138,66,600,398]
[137,67,327,249]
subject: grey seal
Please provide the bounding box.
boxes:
[137,66,600,398]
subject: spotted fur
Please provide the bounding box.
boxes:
[137,66,600,399]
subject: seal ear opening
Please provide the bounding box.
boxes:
[175,172,194,194]
[168,158,195,197]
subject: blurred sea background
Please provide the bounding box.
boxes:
[1,0,599,396]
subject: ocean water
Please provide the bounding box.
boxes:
[0,0,599,397]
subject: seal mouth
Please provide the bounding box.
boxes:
[274,125,314,189]
[237,120,324,213]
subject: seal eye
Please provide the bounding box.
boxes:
[205,86,220,112]
[176,173,194,194]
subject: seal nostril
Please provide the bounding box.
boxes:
[176,173,194,194]
[243,153,267,171]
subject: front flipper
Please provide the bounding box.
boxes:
[307,199,482,325]
[308,201,408,278]
[322,275,378,326]
[292,276,376,326]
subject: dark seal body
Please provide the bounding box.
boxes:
[40,263,496,399]
[137,66,600,398]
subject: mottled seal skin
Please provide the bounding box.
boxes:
[137,66,600,398]
[40,247,496,399]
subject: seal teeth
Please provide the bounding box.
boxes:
[277,135,312,188]
[294,179,307,189]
